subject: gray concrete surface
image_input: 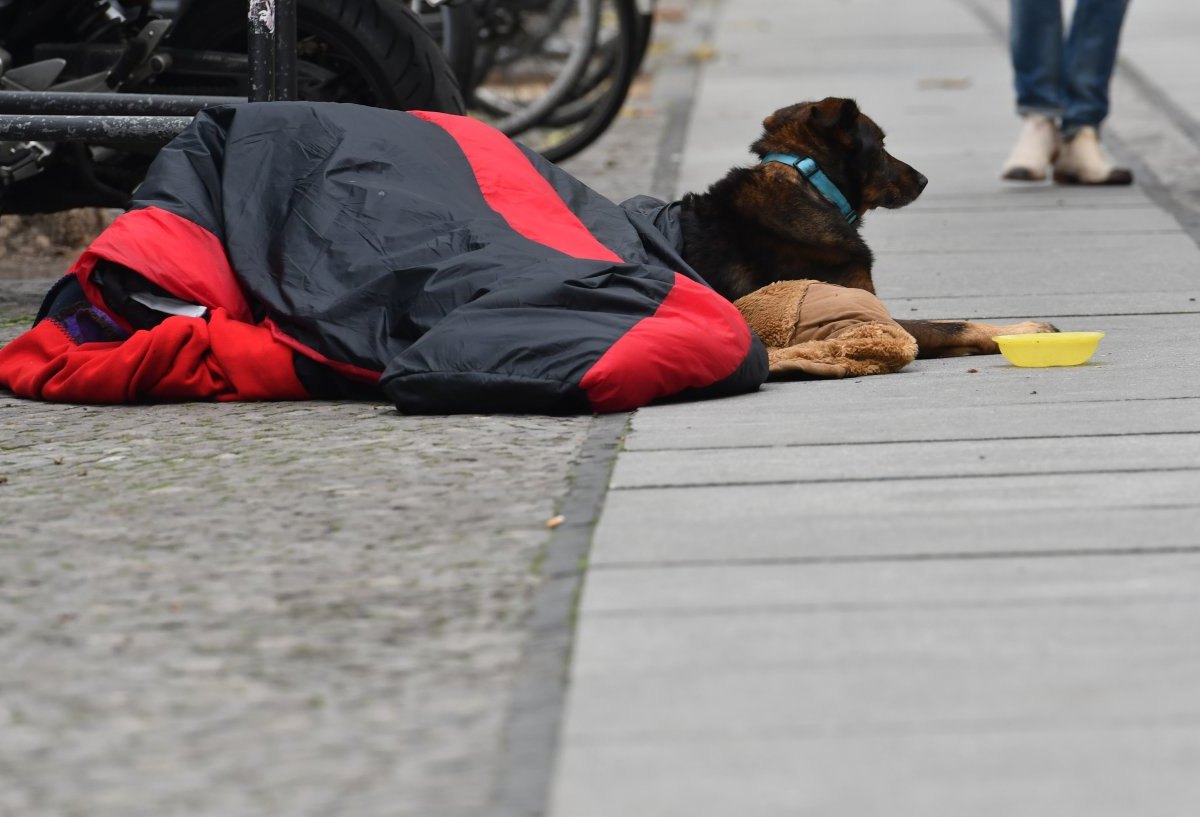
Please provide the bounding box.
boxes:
[551,0,1200,815]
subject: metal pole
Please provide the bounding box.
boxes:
[247,0,276,102]
[0,2,297,151]
[0,91,246,116]
[274,0,298,101]
[0,114,194,144]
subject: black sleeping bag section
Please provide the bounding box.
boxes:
[0,102,767,412]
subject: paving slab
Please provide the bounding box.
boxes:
[1123,2,1200,118]
[868,206,1182,236]
[611,431,1200,489]
[578,551,1200,615]
[552,730,1200,817]
[889,291,1200,320]
[872,250,1200,298]
[589,501,1200,565]
[900,192,1156,211]
[585,469,1200,539]
[558,557,1200,815]
[569,597,1200,674]
[624,394,1200,449]
[864,226,1192,256]
[564,626,1200,739]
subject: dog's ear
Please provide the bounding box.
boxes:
[813,97,860,129]
[762,99,860,133]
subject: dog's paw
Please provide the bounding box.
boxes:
[996,321,1058,336]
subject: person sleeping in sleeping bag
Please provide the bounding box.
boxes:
[0,103,914,414]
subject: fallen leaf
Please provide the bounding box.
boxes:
[545,515,565,529]
[656,6,687,23]
[917,77,972,91]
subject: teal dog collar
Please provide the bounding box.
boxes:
[760,152,858,224]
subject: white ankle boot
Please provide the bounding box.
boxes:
[1001,114,1060,181]
[1053,127,1133,185]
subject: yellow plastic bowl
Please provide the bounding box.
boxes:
[993,331,1104,367]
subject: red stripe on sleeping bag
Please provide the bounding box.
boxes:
[261,318,382,384]
[0,309,307,402]
[71,207,379,383]
[414,112,752,411]
[410,111,622,262]
[71,207,253,324]
[580,273,753,412]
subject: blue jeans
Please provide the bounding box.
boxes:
[1010,0,1131,138]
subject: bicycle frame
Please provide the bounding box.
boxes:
[0,0,298,146]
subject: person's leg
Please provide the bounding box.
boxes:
[1061,0,1130,136]
[1002,0,1065,180]
[1054,0,1132,184]
[1011,0,1065,118]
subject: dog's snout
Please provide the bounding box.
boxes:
[915,172,928,191]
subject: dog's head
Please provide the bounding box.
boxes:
[750,98,927,215]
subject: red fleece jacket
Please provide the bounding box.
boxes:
[0,308,307,403]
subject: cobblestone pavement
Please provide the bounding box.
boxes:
[0,398,589,817]
[0,3,707,814]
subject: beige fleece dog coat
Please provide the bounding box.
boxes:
[734,280,918,378]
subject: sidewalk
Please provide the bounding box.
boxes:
[2,2,1198,813]
[550,0,1200,814]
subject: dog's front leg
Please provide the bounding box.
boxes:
[896,319,1058,358]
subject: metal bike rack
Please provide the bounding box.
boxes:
[0,0,298,146]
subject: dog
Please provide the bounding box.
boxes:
[677,97,1055,357]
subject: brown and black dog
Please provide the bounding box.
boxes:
[678,97,1055,357]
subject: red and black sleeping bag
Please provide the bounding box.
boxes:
[0,102,766,413]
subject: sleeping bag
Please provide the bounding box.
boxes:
[0,102,766,413]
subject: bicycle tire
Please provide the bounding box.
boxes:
[169,0,464,113]
[631,0,653,72]
[469,0,600,136]
[539,11,627,129]
[537,0,639,162]
[404,0,476,92]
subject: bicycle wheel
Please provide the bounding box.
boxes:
[539,0,637,128]
[631,0,654,72]
[405,0,476,92]
[469,0,600,137]
[521,0,640,162]
[169,0,464,112]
